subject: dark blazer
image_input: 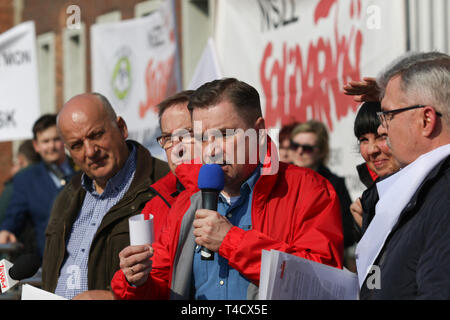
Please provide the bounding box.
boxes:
[317,165,356,248]
[0,161,75,257]
[360,155,450,299]
[41,141,170,293]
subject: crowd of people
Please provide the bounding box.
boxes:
[0,50,448,300]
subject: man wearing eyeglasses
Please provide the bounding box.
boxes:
[355,52,450,300]
[112,78,343,300]
[138,90,200,244]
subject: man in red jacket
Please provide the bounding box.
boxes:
[141,90,198,242]
[112,78,343,300]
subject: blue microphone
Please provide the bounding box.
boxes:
[197,164,225,260]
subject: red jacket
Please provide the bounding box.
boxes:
[141,172,176,242]
[141,160,199,242]
[111,157,343,299]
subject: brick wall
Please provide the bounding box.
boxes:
[21,0,183,112]
[0,1,183,193]
[0,0,14,194]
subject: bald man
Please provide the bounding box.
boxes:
[41,93,169,299]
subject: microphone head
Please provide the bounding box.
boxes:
[9,253,41,281]
[198,164,225,191]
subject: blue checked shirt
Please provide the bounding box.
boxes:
[55,144,137,299]
[192,165,261,300]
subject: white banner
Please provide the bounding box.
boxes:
[91,0,181,160]
[188,38,222,90]
[214,0,407,199]
[0,21,40,142]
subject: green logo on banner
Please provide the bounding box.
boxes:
[111,56,132,100]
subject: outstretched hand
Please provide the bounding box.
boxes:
[343,77,380,102]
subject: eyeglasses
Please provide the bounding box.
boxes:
[157,128,194,150]
[289,141,316,153]
[377,105,442,128]
[194,128,239,143]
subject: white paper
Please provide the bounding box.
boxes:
[259,250,359,300]
[129,214,154,245]
[21,284,67,300]
[259,250,271,299]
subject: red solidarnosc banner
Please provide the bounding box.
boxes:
[214,0,406,199]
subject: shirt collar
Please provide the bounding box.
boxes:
[81,142,136,196]
[219,164,261,205]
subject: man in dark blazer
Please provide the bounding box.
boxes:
[357,52,450,299]
[0,114,76,258]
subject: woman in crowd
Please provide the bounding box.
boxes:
[350,101,400,235]
[290,120,356,253]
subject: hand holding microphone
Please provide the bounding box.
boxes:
[194,164,232,260]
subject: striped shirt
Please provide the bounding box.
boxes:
[55,144,137,299]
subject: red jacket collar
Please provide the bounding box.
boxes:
[174,134,281,195]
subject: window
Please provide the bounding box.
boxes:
[62,23,86,103]
[182,0,213,87]
[95,11,122,24]
[36,32,56,114]
[135,0,162,17]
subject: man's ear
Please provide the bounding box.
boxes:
[116,116,128,139]
[254,117,265,131]
[32,139,40,153]
[422,106,439,137]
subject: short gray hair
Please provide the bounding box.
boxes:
[377,51,450,124]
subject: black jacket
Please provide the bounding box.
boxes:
[356,162,376,189]
[360,155,450,299]
[317,165,356,248]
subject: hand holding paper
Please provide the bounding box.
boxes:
[119,244,153,287]
[118,214,155,287]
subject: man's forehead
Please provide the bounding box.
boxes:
[192,102,244,130]
[381,76,406,110]
[35,125,58,140]
[60,95,104,123]
[161,104,191,132]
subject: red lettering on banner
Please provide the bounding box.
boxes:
[0,264,8,289]
[260,0,362,131]
[314,0,338,23]
[139,55,177,119]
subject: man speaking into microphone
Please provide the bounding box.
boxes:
[112,78,344,300]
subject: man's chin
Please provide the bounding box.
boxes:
[88,166,113,180]
[42,154,63,164]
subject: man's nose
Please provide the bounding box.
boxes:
[84,140,98,157]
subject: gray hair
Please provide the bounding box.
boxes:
[376,51,450,124]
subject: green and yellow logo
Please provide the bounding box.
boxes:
[111,56,132,100]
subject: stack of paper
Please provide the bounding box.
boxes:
[21,284,67,300]
[259,250,359,300]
